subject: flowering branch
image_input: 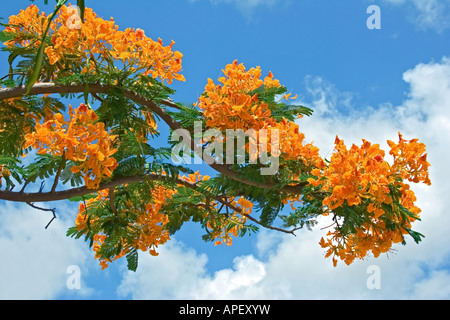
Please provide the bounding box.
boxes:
[0,83,307,195]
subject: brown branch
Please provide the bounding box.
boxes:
[51,153,65,193]
[0,82,307,195]
[108,187,118,214]
[91,92,104,103]
[214,196,299,235]
[0,72,26,80]
[5,170,301,235]
[0,173,180,203]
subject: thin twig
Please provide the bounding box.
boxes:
[214,196,298,235]
[320,222,336,230]
[26,202,57,229]
[20,178,32,193]
[0,72,26,80]
[91,92,104,103]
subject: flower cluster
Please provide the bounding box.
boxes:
[132,185,175,256]
[197,60,322,165]
[309,137,392,211]
[23,103,118,189]
[308,134,430,266]
[75,185,175,270]
[3,5,48,47]
[177,171,253,246]
[197,60,280,131]
[178,170,211,185]
[388,133,431,185]
[208,197,253,246]
[5,4,185,84]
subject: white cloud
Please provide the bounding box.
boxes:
[0,201,93,299]
[117,240,209,299]
[412,270,450,299]
[383,0,450,32]
[117,56,450,300]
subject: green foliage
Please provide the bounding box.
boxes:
[280,197,322,231]
[0,96,64,157]
[249,85,314,121]
[167,103,202,130]
[163,186,209,235]
[24,154,62,181]
[0,156,23,190]
[0,31,16,43]
[271,104,314,122]
[60,162,84,187]
[126,248,138,272]
[26,0,70,94]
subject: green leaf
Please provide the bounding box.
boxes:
[26,0,69,94]
[77,0,85,23]
[0,31,15,42]
[68,194,98,202]
[25,37,45,94]
[166,103,201,129]
[249,85,287,103]
[24,154,61,181]
[7,47,34,77]
[405,228,425,244]
[271,104,314,122]
[126,248,139,272]
[281,197,323,230]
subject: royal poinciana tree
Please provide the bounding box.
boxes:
[0,2,431,271]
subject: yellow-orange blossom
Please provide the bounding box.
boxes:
[75,186,175,269]
[5,4,185,83]
[23,103,118,190]
[308,134,430,266]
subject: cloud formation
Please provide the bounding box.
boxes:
[383,0,450,32]
[0,202,93,299]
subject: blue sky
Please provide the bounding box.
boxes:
[1,0,450,300]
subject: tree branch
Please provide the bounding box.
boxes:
[2,170,301,234]
[213,196,299,235]
[0,82,307,195]
[51,153,65,193]
[0,173,178,203]
[108,187,118,215]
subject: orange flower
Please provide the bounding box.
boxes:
[197,60,321,167]
[198,60,279,132]
[388,132,431,185]
[0,165,11,188]
[73,185,176,270]
[23,103,118,189]
[311,133,430,266]
[5,4,185,84]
